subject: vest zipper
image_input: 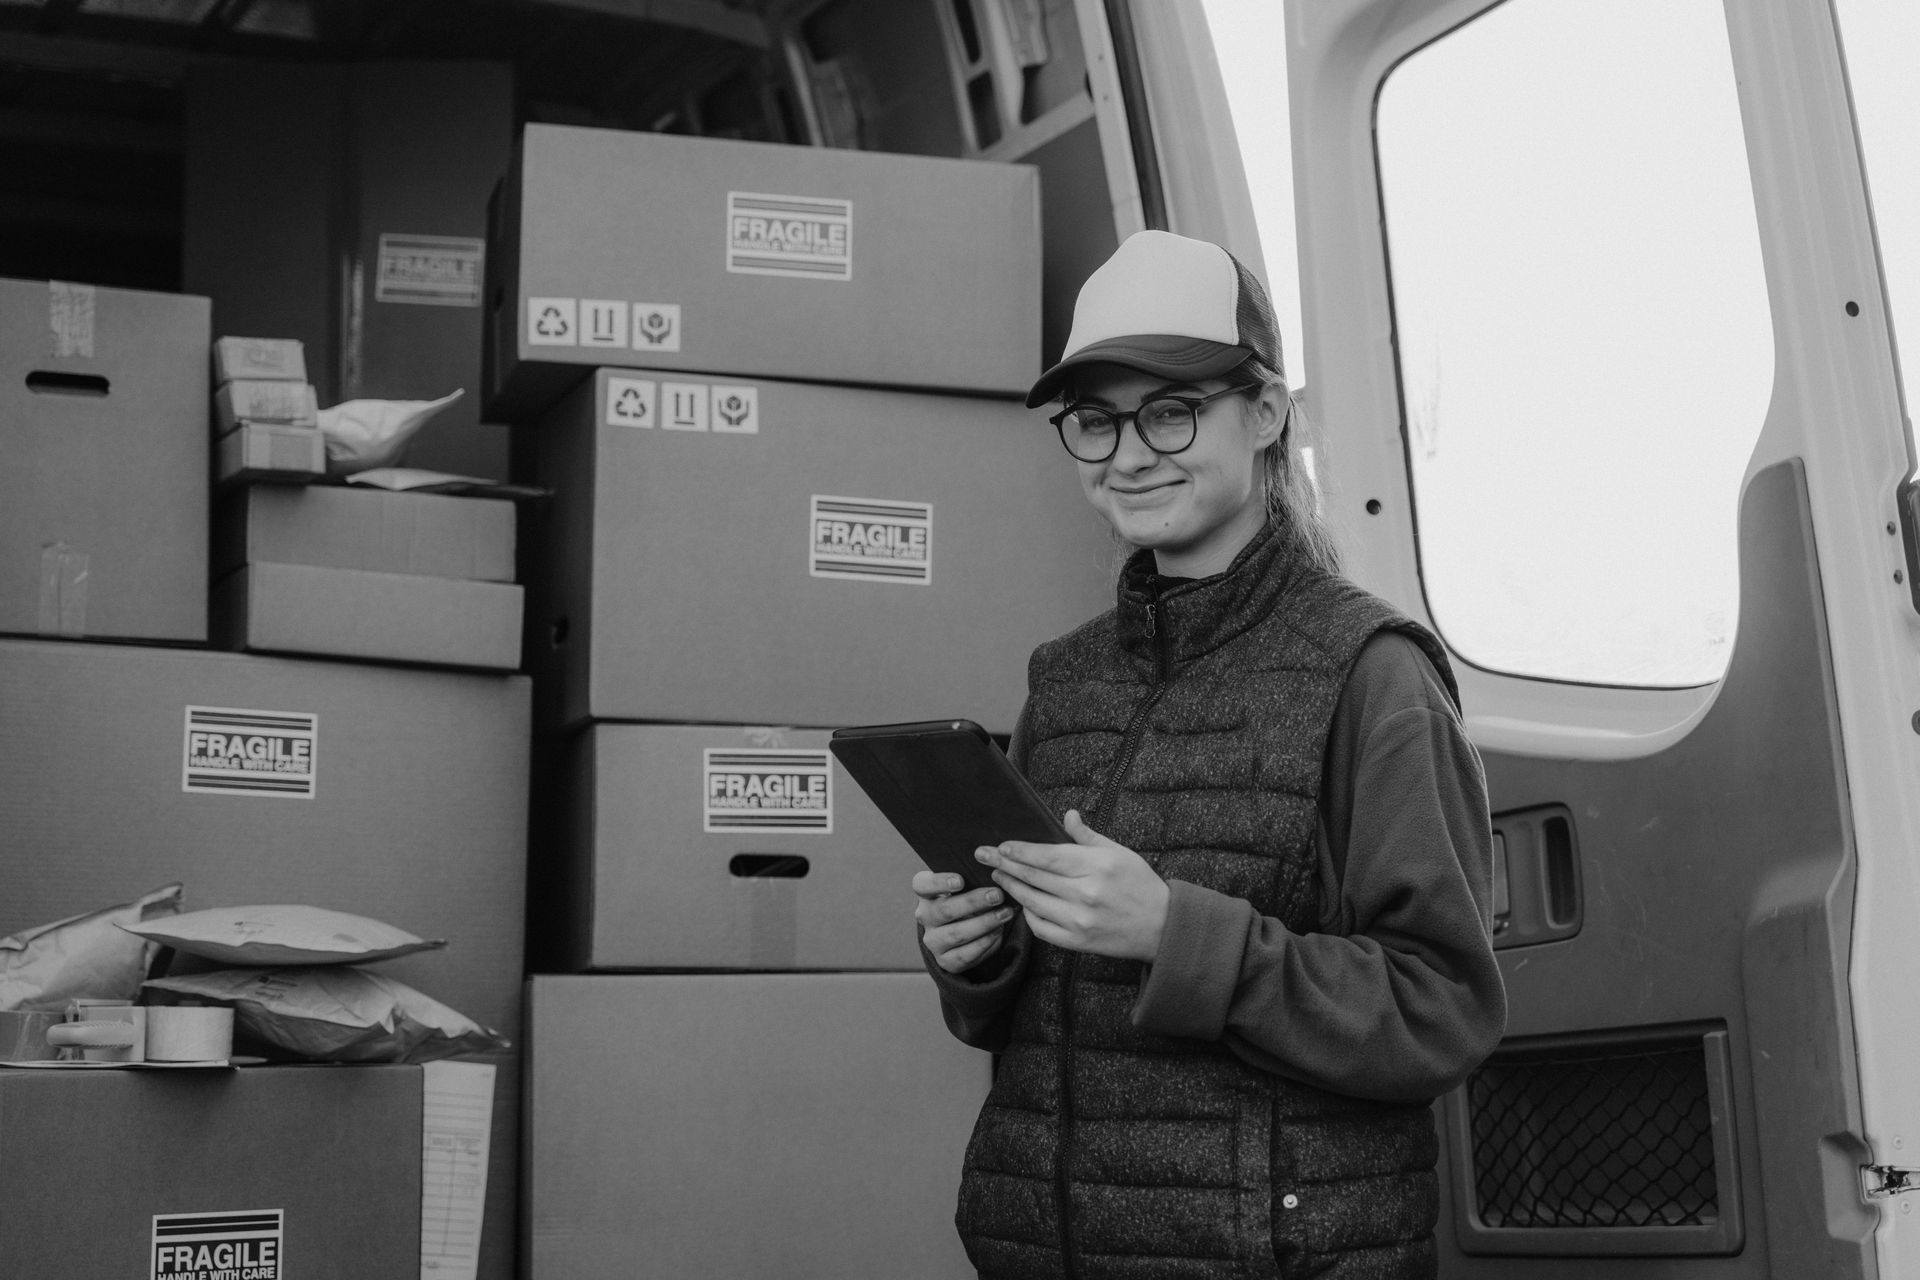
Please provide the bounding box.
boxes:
[1056,574,1172,1278]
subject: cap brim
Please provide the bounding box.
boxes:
[1025,335,1252,407]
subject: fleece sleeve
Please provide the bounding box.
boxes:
[1129,631,1508,1102]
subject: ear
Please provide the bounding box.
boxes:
[1246,384,1289,450]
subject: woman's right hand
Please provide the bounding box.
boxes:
[913,869,1017,974]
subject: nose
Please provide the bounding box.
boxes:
[1107,416,1161,473]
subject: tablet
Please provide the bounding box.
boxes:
[829,719,1069,894]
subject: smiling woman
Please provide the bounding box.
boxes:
[911,229,1506,1280]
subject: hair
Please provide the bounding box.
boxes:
[1239,358,1342,574]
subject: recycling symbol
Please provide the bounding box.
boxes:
[535,306,570,338]
[716,394,749,426]
[615,387,647,422]
[638,310,674,345]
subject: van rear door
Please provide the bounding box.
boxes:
[1260,0,1920,1275]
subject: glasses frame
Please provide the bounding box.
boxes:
[1048,384,1256,463]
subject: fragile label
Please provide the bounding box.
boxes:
[810,495,932,584]
[375,234,484,307]
[152,1208,282,1280]
[727,192,853,280]
[705,748,832,833]
[183,706,317,799]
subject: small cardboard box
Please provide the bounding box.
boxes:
[484,124,1041,418]
[215,379,319,430]
[0,638,529,1041]
[524,367,1114,733]
[213,562,524,671]
[0,277,209,642]
[216,422,327,486]
[213,335,308,384]
[213,485,516,582]
[0,1064,421,1278]
[524,974,984,1280]
[537,723,921,972]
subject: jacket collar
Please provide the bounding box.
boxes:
[1114,518,1318,672]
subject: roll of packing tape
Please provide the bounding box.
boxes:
[146,1007,234,1062]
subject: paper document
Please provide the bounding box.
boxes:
[421,1059,495,1280]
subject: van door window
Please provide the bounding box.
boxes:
[1376,0,1773,687]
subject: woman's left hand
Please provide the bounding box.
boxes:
[977,810,1170,962]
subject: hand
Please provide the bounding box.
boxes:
[913,870,1017,974]
[976,811,1169,961]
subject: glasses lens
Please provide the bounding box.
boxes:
[1137,398,1199,452]
[1060,406,1119,460]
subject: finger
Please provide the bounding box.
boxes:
[915,886,1003,931]
[911,870,968,900]
[986,854,1078,904]
[994,873,1074,932]
[935,925,1005,974]
[1062,809,1121,849]
[990,839,1082,875]
[925,906,1015,957]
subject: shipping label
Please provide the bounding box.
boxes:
[183,707,317,799]
[152,1208,282,1280]
[810,495,932,584]
[727,192,853,281]
[704,748,831,833]
[605,377,658,428]
[375,234,484,307]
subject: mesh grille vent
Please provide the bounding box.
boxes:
[1466,1040,1717,1229]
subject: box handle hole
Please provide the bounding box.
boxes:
[27,371,110,397]
[729,854,810,879]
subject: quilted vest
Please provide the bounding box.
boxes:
[956,521,1456,1280]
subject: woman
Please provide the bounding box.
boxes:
[913,230,1506,1280]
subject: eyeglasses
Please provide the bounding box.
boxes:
[1048,385,1252,463]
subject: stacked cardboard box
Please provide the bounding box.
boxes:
[3,289,530,1275]
[211,337,326,487]
[495,126,1110,1277]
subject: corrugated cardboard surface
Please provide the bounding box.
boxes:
[215,423,326,485]
[0,1064,421,1278]
[213,485,516,582]
[212,563,523,671]
[212,335,308,385]
[538,724,921,971]
[524,974,984,1280]
[0,277,209,642]
[214,379,319,430]
[0,639,528,1040]
[485,124,1040,417]
[524,367,1115,733]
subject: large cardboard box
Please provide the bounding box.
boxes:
[525,367,1114,732]
[537,724,922,971]
[0,1064,421,1278]
[0,278,209,642]
[214,485,516,582]
[0,639,529,1041]
[484,125,1041,418]
[212,563,524,671]
[524,974,985,1280]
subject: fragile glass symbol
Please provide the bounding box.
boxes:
[638,311,674,344]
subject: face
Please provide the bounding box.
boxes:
[1060,365,1287,579]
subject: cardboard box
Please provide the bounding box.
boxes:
[524,367,1114,732]
[484,124,1041,417]
[524,974,984,1280]
[0,277,209,642]
[185,62,516,482]
[212,563,523,671]
[0,1064,421,1278]
[213,335,308,384]
[216,422,327,486]
[213,485,516,582]
[215,379,320,430]
[0,638,529,1040]
[537,724,922,971]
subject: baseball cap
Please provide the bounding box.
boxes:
[1026,230,1285,407]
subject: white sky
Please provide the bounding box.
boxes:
[1197,0,1918,687]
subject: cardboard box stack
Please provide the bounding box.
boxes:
[210,337,326,487]
[4,303,530,1273]
[495,125,1116,1278]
